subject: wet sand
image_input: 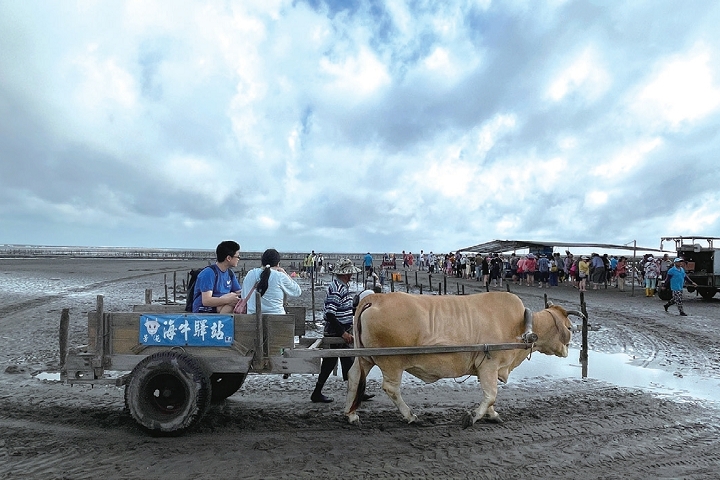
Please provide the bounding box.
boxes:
[1,258,719,479]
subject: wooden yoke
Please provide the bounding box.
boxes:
[521,308,538,343]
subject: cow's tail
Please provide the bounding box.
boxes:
[350,373,367,412]
[355,301,372,349]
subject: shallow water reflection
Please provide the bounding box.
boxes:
[502,348,717,403]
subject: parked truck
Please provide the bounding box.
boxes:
[660,236,720,300]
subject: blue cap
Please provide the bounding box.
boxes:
[673,258,683,263]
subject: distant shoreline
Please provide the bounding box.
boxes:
[0,245,371,262]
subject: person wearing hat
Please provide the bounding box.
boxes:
[311,259,374,403]
[643,254,660,297]
[663,258,698,316]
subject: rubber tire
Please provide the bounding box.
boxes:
[126,351,211,436]
[698,288,716,300]
[209,373,246,403]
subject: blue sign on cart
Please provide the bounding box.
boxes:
[139,314,234,347]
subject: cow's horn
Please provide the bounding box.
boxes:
[547,301,554,307]
[566,310,586,320]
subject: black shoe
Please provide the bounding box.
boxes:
[360,393,375,401]
[679,312,687,316]
[311,392,333,403]
[663,304,669,312]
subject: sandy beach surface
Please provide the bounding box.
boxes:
[1,257,719,479]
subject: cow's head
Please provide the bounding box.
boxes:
[533,304,582,357]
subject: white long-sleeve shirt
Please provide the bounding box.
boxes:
[241,267,302,314]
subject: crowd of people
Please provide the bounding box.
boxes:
[386,250,689,296]
[386,250,696,317]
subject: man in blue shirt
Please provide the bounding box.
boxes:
[192,240,242,313]
[363,252,373,274]
[663,258,698,316]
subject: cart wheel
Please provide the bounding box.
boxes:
[126,351,211,435]
[210,373,247,403]
[698,288,716,300]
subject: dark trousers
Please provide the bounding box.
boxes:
[317,354,354,385]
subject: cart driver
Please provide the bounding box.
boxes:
[311,259,375,404]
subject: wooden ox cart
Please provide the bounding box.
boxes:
[61,294,582,436]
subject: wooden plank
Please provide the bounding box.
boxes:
[66,377,120,387]
[267,356,320,374]
[265,314,295,357]
[284,342,532,358]
[103,311,297,369]
[297,337,319,347]
[110,312,142,327]
[131,304,185,313]
[63,354,95,380]
[108,352,254,372]
[87,311,96,350]
[234,314,258,354]
[285,306,306,337]
[106,312,261,354]
[95,297,104,360]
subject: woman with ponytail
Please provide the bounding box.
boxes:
[241,249,301,314]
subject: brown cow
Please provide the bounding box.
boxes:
[344,291,581,427]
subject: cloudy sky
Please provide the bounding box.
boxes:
[1,1,719,255]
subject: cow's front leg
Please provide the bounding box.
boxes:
[462,367,499,428]
[344,356,374,425]
[381,368,417,424]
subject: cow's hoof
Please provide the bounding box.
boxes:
[461,412,475,429]
[407,414,419,424]
[347,413,360,426]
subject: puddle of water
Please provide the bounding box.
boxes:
[512,348,719,403]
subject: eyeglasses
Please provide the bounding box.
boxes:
[231,254,240,259]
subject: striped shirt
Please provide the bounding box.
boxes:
[324,277,354,326]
